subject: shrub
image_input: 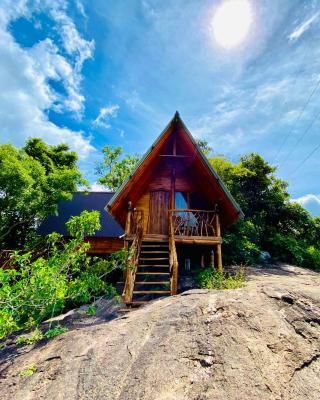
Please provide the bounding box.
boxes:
[44,324,68,339]
[197,266,245,290]
[19,363,37,377]
[0,211,126,340]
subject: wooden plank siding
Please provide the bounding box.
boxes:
[85,237,124,255]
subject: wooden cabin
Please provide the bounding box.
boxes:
[38,192,124,255]
[107,112,243,306]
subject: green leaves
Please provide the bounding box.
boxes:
[197,267,245,290]
[96,145,140,190]
[66,210,101,238]
[0,211,126,339]
[209,153,320,269]
[0,139,88,249]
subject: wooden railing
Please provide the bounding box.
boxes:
[130,209,144,235]
[122,210,144,303]
[0,250,14,269]
[170,209,218,237]
[169,214,178,295]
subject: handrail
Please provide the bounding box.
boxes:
[171,209,218,237]
[122,211,144,303]
[169,211,178,295]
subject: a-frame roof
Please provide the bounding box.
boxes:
[106,112,243,226]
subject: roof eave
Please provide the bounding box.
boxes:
[105,113,177,212]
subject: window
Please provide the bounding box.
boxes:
[189,192,209,210]
[175,192,188,209]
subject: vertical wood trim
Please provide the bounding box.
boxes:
[173,133,176,155]
[217,244,223,273]
[125,201,132,235]
[170,169,176,210]
[215,213,221,237]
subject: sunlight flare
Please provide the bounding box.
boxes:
[212,0,253,48]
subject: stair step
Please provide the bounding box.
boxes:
[141,245,169,248]
[141,251,169,254]
[133,291,171,294]
[136,272,170,275]
[129,301,149,305]
[138,264,169,267]
[139,257,168,261]
[135,281,169,284]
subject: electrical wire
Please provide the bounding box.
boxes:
[280,107,320,164]
[272,76,320,164]
[288,141,320,177]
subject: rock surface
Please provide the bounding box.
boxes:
[1,265,320,400]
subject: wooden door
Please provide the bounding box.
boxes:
[148,190,170,234]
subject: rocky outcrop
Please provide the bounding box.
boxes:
[1,265,320,400]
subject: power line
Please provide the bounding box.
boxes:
[272,76,320,164]
[288,141,320,177]
[280,107,320,164]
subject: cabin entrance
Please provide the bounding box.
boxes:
[148,190,170,234]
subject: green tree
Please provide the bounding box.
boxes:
[196,139,213,156]
[0,210,126,339]
[96,145,140,190]
[0,139,87,249]
[209,153,320,269]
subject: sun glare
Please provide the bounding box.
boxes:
[212,0,253,49]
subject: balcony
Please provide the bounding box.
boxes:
[169,209,222,244]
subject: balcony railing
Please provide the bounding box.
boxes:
[170,209,218,237]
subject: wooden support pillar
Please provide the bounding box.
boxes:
[215,212,223,272]
[215,212,221,237]
[124,201,132,281]
[125,201,132,236]
[217,244,223,273]
[201,253,205,268]
[210,250,214,269]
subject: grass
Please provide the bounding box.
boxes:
[197,266,245,290]
[16,324,68,345]
[19,363,37,377]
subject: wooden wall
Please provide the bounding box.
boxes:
[132,158,209,234]
[86,237,124,255]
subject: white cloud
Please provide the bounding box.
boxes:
[288,13,319,42]
[291,194,320,216]
[93,105,119,128]
[89,183,109,192]
[0,0,95,158]
[292,194,320,206]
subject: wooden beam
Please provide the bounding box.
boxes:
[217,243,223,273]
[158,154,191,158]
[174,236,222,245]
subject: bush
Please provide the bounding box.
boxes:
[0,211,126,340]
[197,267,245,290]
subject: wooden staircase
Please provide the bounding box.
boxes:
[129,240,171,306]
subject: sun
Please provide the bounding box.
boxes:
[212,0,253,49]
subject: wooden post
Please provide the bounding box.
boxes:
[210,250,215,269]
[125,201,132,236]
[215,212,221,237]
[123,202,132,282]
[215,212,223,272]
[201,253,205,268]
[216,244,223,273]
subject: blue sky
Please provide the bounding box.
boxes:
[1,0,320,215]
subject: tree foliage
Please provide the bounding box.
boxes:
[0,139,87,249]
[209,153,320,269]
[0,211,126,339]
[96,145,140,190]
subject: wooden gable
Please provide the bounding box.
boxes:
[107,112,243,228]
